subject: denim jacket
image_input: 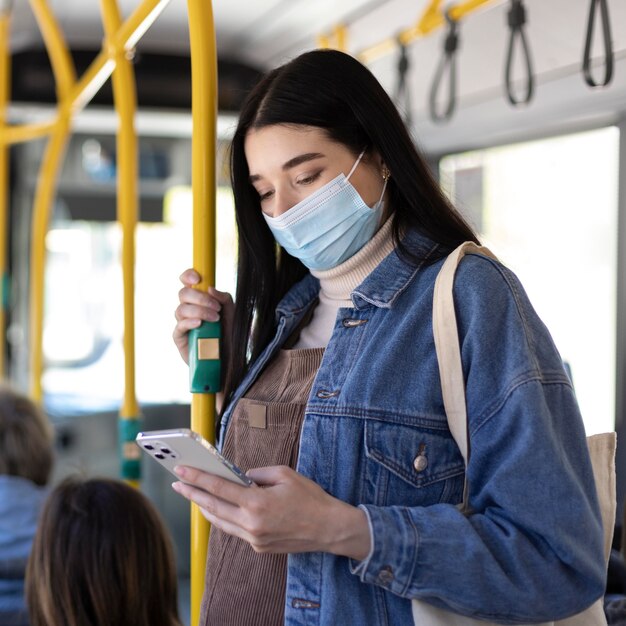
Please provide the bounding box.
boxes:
[218,230,605,625]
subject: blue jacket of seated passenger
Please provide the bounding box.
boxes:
[218,229,605,626]
[0,475,48,626]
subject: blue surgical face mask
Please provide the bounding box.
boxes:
[262,150,388,271]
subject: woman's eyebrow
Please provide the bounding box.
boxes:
[282,152,325,170]
[249,152,325,183]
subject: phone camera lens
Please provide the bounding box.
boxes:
[161,448,171,454]
[144,444,154,450]
[155,453,165,460]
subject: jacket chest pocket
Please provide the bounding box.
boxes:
[362,419,465,507]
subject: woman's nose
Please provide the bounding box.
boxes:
[272,191,296,218]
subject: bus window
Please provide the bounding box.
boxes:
[39,134,238,414]
[440,127,619,435]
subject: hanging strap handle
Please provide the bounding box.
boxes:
[582,0,614,88]
[432,242,499,507]
[505,0,534,106]
[429,11,459,124]
[394,38,412,128]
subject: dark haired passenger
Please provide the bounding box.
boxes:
[0,385,53,626]
[173,49,605,625]
[26,477,183,626]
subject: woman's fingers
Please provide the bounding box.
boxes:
[177,286,222,311]
[246,465,291,486]
[175,301,220,323]
[179,267,201,286]
[172,481,241,522]
[208,287,233,306]
[174,269,234,366]
[174,466,251,504]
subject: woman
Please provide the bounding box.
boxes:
[25,477,183,626]
[172,49,605,625]
[0,384,53,626]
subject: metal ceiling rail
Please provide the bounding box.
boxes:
[318,0,500,66]
[318,24,349,51]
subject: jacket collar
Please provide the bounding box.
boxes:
[275,229,440,316]
[275,273,320,320]
[351,229,440,309]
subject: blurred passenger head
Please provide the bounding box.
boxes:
[0,384,53,486]
[26,477,182,626]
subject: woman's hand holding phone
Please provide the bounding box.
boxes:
[171,464,372,561]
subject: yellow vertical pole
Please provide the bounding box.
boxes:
[29,122,71,402]
[187,0,217,622]
[101,0,141,484]
[27,0,75,401]
[0,8,11,378]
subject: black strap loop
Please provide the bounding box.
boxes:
[582,0,614,88]
[394,39,412,127]
[505,0,534,106]
[429,12,459,124]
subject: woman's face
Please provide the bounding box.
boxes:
[244,124,387,218]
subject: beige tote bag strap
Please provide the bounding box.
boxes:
[432,241,498,468]
[427,242,612,626]
[587,432,617,563]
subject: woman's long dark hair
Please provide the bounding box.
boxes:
[26,477,182,626]
[222,49,478,416]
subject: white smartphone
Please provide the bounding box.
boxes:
[136,428,254,487]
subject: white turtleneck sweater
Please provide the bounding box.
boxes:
[293,217,396,349]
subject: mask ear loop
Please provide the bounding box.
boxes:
[375,165,391,200]
[375,165,391,207]
[346,149,367,180]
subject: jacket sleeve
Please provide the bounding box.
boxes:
[349,255,606,624]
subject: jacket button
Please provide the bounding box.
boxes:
[377,566,394,586]
[342,318,368,328]
[316,389,340,399]
[413,444,428,472]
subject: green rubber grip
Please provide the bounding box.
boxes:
[189,320,221,393]
[119,417,142,480]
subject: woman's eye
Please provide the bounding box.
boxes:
[298,171,322,186]
[258,190,274,202]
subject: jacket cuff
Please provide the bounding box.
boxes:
[349,504,419,595]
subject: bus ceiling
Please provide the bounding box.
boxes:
[4,0,626,155]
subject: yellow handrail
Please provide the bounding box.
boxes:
[28,120,71,401]
[318,24,349,52]
[2,121,58,145]
[4,0,218,613]
[20,0,171,399]
[187,0,218,622]
[101,0,141,484]
[29,0,75,100]
[0,0,170,148]
[27,0,75,401]
[327,0,501,65]
[0,10,10,377]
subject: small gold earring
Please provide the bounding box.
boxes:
[382,165,391,182]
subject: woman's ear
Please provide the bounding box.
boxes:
[370,150,389,180]
[366,149,385,170]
